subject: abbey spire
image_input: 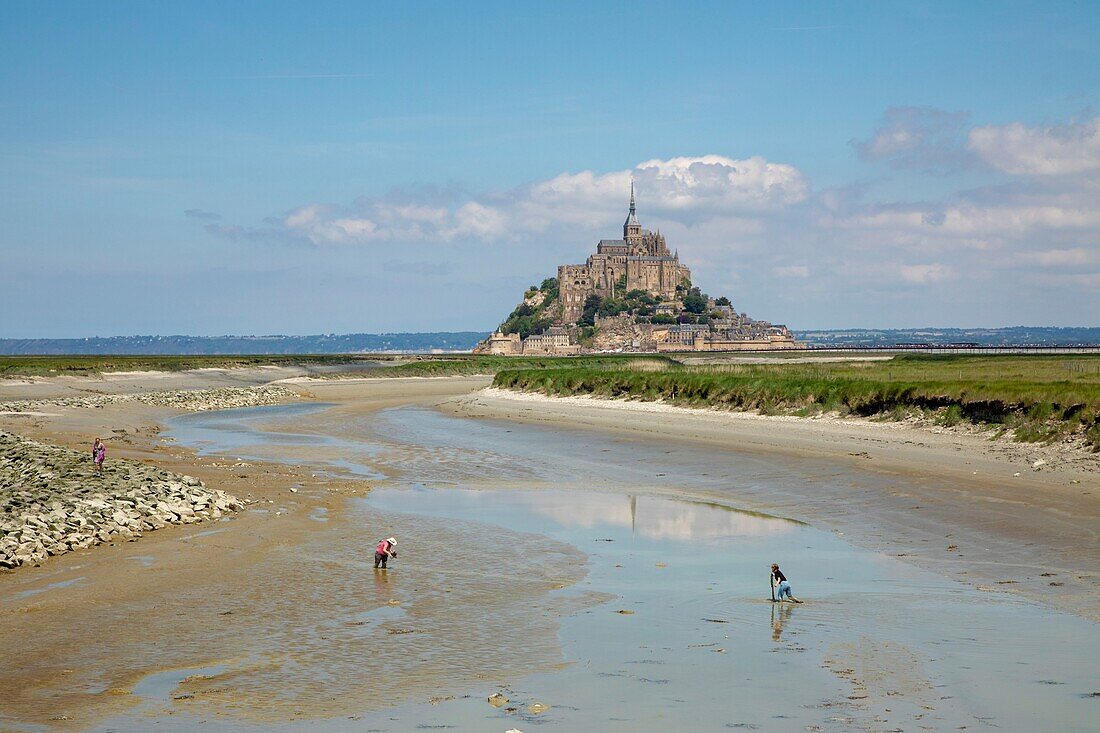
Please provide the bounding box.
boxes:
[623,179,641,240]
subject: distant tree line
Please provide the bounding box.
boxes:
[0,332,490,355]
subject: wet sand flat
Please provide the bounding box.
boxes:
[449,387,1100,621]
[4,377,566,729]
[103,399,1100,732]
[353,486,1100,732]
[1,372,1098,731]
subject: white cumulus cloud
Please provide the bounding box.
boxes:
[230,155,808,248]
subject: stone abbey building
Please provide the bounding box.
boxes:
[476,184,798,355]
[558,182,692,322]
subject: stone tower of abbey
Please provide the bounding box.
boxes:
[557,182,692,322]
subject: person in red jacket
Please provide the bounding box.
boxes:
[374,537,397,569]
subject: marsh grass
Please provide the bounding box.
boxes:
[493,354,1100,450]
[936,405,964,427]
[370,354,675,378]
[0,354,361,378]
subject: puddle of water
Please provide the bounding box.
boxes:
[126,555,155,568]
[180,527,229,540]
[346,603,407,631]
[162,402,385,479]
[15,576,85,600]
[131,664,227,703]
[309,507,329,523]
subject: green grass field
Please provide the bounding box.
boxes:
[492,354,1100,449]
[369,354,675,378]
[6,352,1098,449]
[0,354,372,378]
[0,353,670,379]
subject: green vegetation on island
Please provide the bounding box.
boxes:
[496,276,739,338]
[499,278,560,338]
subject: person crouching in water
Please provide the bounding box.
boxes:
[374,537,397,569]
[772,563,802,603]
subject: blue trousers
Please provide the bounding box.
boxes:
[775,581,793,600]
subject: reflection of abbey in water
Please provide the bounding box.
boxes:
[519,492,796,541]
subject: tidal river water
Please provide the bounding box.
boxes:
[120,401,1100,732]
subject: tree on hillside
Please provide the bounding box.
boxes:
[509,303,535,319]
[502,315,550,338]
[598,297,627,317]
[714,296,731,306]
[579,294,602,326]
[683,287,708,314]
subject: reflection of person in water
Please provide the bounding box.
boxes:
[771,563,802,603]
[771,601,793,641]
[372,561,390,600]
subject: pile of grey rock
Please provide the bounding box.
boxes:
[0,431,244,569]
[0,384,297,414]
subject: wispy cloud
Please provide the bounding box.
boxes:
[230,72,373,80]
[969,116,1100,176]
[772,265,810,278]
[184,208,222,221]
[854,106,972,173]
[202,223,312,248]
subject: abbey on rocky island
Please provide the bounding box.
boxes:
[476,185,798,355]
[557,182,692,322]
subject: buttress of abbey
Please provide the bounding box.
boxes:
[558,182,692,322]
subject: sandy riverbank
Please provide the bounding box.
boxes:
[447,387,1100,620]
[0,374,591,730]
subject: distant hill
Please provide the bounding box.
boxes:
[0,333,490,355]
[2,327,1097,355]
[794,326,1100,348]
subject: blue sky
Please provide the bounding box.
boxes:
[2,1,1098,337]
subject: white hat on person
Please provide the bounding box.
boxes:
[387,537,397,544]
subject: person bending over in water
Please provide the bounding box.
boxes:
[771,563,802,603]
[374,536,397,569]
